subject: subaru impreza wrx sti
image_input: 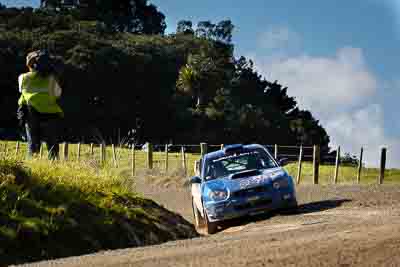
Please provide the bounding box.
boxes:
[190,144,297,234]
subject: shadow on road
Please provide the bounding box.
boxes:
[295,199,352,215]
[218,198,352,233]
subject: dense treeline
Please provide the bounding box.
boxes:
[0,2,330,153]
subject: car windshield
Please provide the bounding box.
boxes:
[204,149,277,180]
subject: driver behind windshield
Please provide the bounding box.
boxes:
[206,161,228,179]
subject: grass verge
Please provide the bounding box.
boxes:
[0,158,198,266]
[2,141,399,184]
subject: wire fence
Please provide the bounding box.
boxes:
[0,141,398,185]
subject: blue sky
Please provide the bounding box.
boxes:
[3,0,400,166]
[149,0,400,166]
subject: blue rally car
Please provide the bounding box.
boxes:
[190,144,297,234]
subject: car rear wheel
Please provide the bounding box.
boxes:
[192,198,205,230]
[203,207,219,234]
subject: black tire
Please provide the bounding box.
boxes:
[281,199,299,215]
[289,199,298,212]
[192,198,205,230]
[203,207,219,234]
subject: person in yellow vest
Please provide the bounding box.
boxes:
[18,50,63,159]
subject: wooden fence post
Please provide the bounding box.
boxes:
[112,144,118,167]
[90,143,94,158]
[200,143,208,157]
[131,145,135,177]
[99,143,103,163]
[4,142,9,157]
[1,142,6,159]
[357,147,364,184]
[147,142,153,169]
[100,143,106,164]
[39,143,43,159]
[296,145,303,184]
[334,146,340,184]
[181,146,187,176]
[313,145,320,184]
[15,141,20,157]
[165,144,169,173]
[274,144,278,159]
[379,147,387,185]
[62,142,69,161]
[77,143,81,161]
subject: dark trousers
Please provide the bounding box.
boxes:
[25,109,61,160]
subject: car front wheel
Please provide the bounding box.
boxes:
[280,198,299,215]
[203,206,219,234]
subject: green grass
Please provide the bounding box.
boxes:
[0,140,201,178]
[0,156,197,265]
[284,162,400,184]
[1,140,399,185]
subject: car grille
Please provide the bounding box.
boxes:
[231,185,270,198]
[234,198,272,211]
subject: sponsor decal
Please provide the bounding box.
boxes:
[239,175,267,189]
[238,170,284,190]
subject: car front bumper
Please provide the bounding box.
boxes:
[204,188,297,222]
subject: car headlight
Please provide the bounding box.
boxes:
[203,181,230,203]
[273,178,290,189]
[208,189,229,201]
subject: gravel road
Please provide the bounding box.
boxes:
[18,178,400,267]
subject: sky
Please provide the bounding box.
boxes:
[3,0,400,167]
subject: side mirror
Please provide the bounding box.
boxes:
[190,176,202,184]
[278,157,289,167]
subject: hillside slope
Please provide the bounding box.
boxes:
[0,158,198,265]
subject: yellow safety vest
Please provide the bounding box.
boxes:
[18,72,63,114]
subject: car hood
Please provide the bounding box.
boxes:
[204,167,288,192]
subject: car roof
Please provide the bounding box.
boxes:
[203,144,267,162]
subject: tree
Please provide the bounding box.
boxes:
[214,20,234,43]
[196,21,215,39]
[176,20,194,35]
[341,152,359,166]
[288,108,330,149]
[194,20,234,44]
[264,80,297,114]
[42,0,166,34]
[176,55,204,107]
[0,7,331,150]
[133,3,166,34]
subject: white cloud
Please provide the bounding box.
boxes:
[256,47,377,118]
[325,104,399,167]
[250,32,399,167]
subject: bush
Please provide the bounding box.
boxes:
[0,158,197,265]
